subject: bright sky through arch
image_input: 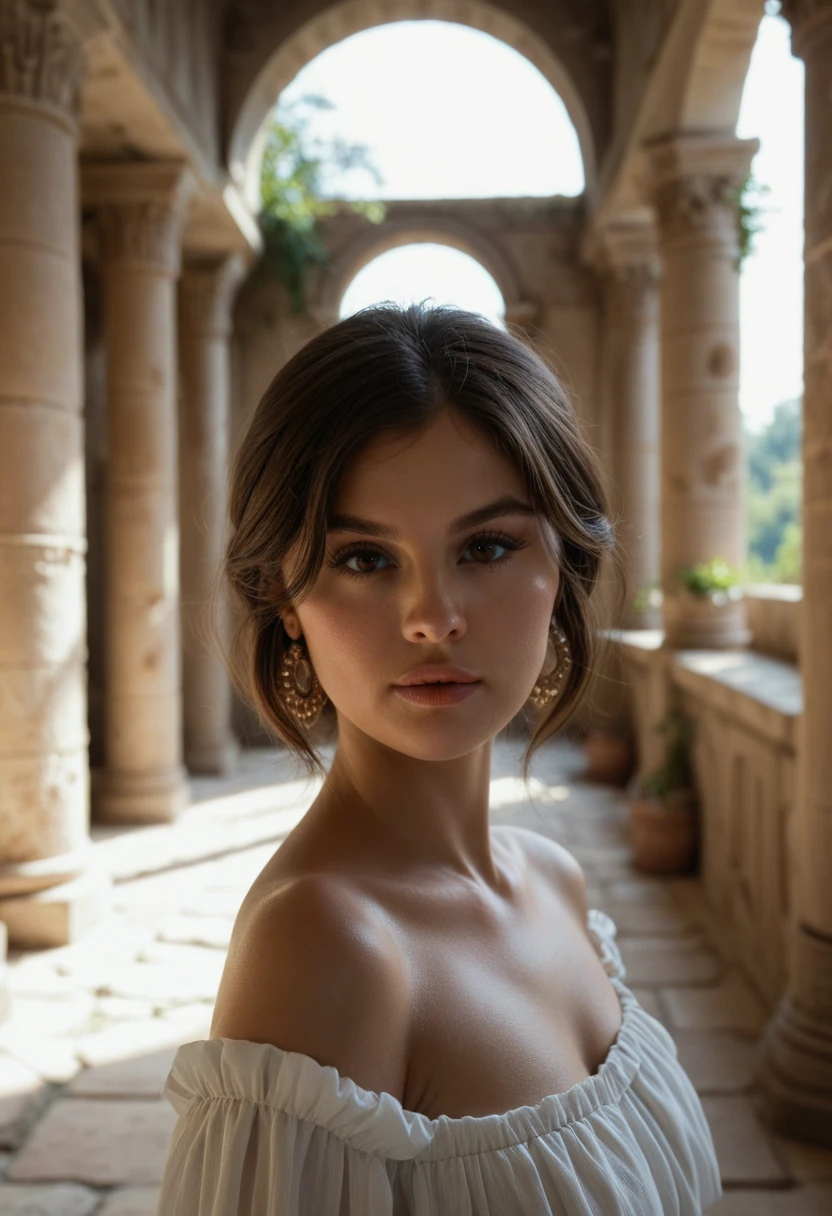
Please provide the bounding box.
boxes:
[340,244,506,326]
[277,21,585,199]
[737,12,804,430]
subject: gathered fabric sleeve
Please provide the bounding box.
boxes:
[155,1037,433,1216]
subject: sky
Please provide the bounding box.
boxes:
[279,12,804,430]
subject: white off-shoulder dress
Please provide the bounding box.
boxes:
[156,909,723,1215]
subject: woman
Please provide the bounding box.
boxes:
[156,304,722,1214]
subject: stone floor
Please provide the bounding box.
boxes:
[0,736,830,1214]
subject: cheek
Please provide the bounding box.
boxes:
[296,593,390,681]
[486,573,559,676]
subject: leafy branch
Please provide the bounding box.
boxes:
[255,94,386,314]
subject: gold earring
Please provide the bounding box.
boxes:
[527,619,572,710]
[278,639,328,727]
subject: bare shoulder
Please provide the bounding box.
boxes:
[211,873,411,1100]
[496,824,588,920]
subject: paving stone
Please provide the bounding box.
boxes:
[179,891,242,919]
[662,974,767,1035]
[671,1030,759,1093]
[75,1016,205,1069]
[0,993,95,1042]
[0,1035,82,1086]
[84,961,219,1004]
[138,941,227,981]
[709,1185,832,1215]
[605,878,678,908]
[603,900,697,936]
[6,1099,177,1186]
[68,1044,179,1098]
[618,936,721,986]
[157,914,233,950]
[95,997,157,1023]
[772,1134,832,1183]
[159,1003,213,1034]
[0,1183,101,1215]
[97,1187,162,1216]
[0,1056,50,1149]
[701,1094,791,1186]
[629,986,665,1022]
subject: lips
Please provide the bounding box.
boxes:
[394,665,480,687]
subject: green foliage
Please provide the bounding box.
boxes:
[256,95,385,313]
[642,711,695,800]
[676,558,739,598]
[745,397,802,582]
[731,173,771,266]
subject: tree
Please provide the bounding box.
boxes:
[745,397,802,582]
[256,94,385,313]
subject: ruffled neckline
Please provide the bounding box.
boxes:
[165,909,658,1162]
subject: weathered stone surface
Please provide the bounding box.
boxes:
[662,974,767,1034]
[772,1134,832,1184]
[0,1055,49,1149]
[671,1030,758,1093]
[603,900,696,936]
[618,936,721,985]
[0,1183,101,1215]
[0,1037,81,1085]
[710,1186,832,1215]
[68,1045,178,1098]
[75,1017,202,1069]
[701,1094,790,1186]
[157,915,233,949]
[605,878,678,908]
[6,1099,177,1186]
[97,1187,162,1215]
[629,986,665,1022]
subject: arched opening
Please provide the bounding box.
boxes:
[339,243,506,327]
[737,8,804,584]
[230,4,593,208]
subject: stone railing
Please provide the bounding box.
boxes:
[745,583,802,663]
[616,631,801,1009]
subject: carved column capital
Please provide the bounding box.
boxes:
[0,0,84,120]
[179,255,246,339]
[781,0,832,56]
[644,134,759,244]
[82,161,196,276]
[597,221,660,320]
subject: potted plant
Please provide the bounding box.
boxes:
[669,557,748,648]
[583,720,636,786]
[628,710,698,875]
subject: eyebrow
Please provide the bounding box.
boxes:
[327,495,537,541]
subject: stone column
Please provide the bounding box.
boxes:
[600,223,661,630]
[179,255,245,776]
[645,134,758,648]
[83,162,194,824]
[759,0,832,1146]
[0,1,110,948]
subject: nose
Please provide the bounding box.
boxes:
[400,571,468,644]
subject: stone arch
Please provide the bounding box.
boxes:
[227,0,596,208]
[310,214,536,329]
[676,0,766,131]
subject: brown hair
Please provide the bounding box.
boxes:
[217,303,618,781]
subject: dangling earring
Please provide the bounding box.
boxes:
[278,638,328,727]
[527,618,572,710]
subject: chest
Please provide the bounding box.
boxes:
[394,891,623,1120]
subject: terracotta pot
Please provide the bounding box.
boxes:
[584,730,635,786]
[628,789,698,875]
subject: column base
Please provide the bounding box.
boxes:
[0,868,112,950]
[93,766,190,824]
[758,928,832,1147]
[185,735,240,777]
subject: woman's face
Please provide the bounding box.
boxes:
[285,411,561,761]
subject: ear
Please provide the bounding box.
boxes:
[281,608,301,641]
